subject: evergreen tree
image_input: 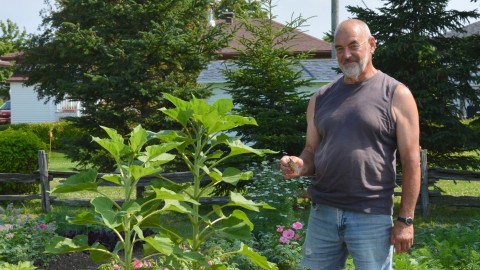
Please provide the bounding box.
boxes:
[349,0,480,168]
[214,0,267,19]
[223,0,313,156]
[19,0,231,169]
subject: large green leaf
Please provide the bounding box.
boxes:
[217,209,253,241]
[50,169,99,193]
[91,197,122,229]
[161,199,196,215]
[228,192,260,211]
[143,235,174,255]
[236,243,278,270]
[227,139,277,157]
[129,125,148,153]
[152,187,199,205]
[93,126,129,161]
[46,235,89,254]
[67,211,103,226]
[221,167,253,185]
[101,174,123,185]
[128,165,162,181]
[160,93,193,128]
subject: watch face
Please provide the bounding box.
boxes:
[398,216,414,225]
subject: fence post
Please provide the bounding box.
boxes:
[38,150,51,213]
[419,149,429,217]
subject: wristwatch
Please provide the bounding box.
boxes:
[397,216,414,225]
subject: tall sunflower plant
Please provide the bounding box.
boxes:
[46,93,278,270]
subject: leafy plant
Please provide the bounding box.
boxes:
[244,161,310,233]
[0,204,58,266]
[0,261,37,270]
[46,94,278,270]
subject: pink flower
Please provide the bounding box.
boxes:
[143,260,152,267]
[293,234,301,240]
[276,225,284,233]
[39,223,47,229]
[282,229,295,239]
[133,260,142,269]
[208,260,213,265]
[113,264,122,270]
[164,268,169,270]
[279,236,289,243]
[292,221,303,230]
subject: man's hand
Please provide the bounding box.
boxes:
[390,221,414,253]
[279,156,302,179]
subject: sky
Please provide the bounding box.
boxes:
[0,0,479,39]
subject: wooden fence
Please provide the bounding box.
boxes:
[1,150,479,216]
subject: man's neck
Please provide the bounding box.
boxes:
[344,67,378,84]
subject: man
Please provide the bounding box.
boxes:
[280,19,420,269]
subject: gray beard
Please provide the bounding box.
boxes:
[340,58,367,81]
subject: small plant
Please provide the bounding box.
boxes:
[255,221,307,270]
[0,261,37,270]
[46,94,278,269]
[245,161,310,232]
[0,204,58,266]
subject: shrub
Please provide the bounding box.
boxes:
[0,129,46,194]
[244,160,310,233]
[0,121,85,151]
[0,203,58,267]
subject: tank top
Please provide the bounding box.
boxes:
[310,70,400,215]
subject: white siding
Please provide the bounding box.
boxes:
[10,82,57,124]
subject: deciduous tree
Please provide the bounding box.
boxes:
[19,0,230,169]
[0,20,26,100]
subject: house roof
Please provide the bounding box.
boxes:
[216,18,332,59]
[0,60,12,67]
[6,72,27,82]
[445,21,480,37]
[0,52,22,61]
[197,58,340,84]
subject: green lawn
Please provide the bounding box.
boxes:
[48,151,79,171]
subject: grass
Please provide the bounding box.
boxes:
[48,151,79,171]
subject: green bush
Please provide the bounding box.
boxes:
[0,129,46,195]
[0,121,85,151]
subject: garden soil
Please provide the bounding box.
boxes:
[42,248,145,270]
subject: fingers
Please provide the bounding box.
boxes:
[392,223,414,253]
[279,156,299,178]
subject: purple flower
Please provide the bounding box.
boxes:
[282,229,295,239]
[39,223,47,229]
[279,236,289,243]
[292,221,303,230]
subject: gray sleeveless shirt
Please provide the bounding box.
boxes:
[310,71,400,215]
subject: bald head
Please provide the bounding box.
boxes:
[334,19,372,42]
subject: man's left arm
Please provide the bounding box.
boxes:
[391,84,421,253]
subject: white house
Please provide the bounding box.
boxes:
[7,73,81,123]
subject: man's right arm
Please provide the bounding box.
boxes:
[281,93,319,178]
[298,93,319,176]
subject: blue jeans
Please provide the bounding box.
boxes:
[301,203,393,270]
